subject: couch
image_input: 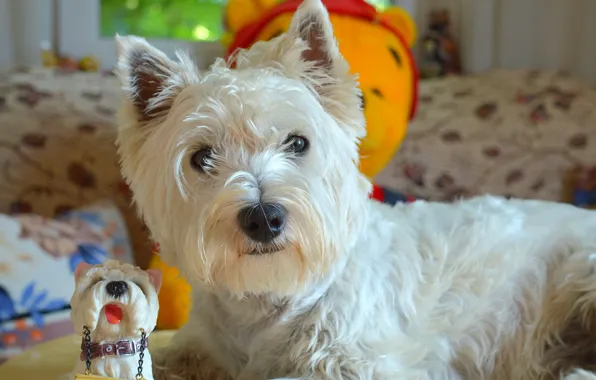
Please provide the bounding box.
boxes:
[376,69,596,203]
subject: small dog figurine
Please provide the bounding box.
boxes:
[114,0,596,378]
[69,260,161,380]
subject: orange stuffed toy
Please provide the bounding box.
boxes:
[151,0,418,330]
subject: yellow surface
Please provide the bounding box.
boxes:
[0,331,175,380]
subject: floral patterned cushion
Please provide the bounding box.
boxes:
[376,69,596,202]
[0,199,134,363]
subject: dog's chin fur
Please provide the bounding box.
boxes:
[115,0,596,378]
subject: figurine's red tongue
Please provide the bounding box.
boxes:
[105,304,123,324]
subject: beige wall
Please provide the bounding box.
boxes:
[0,0,55,69]
[0,0,14,68]
[2,0,596,82]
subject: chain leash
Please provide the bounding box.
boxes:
[83,326,92,375]
[136,328,147,380]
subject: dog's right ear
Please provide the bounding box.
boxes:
[115,35,199,124]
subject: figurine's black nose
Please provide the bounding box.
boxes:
[106,281,128,298]
[237,203,287,244]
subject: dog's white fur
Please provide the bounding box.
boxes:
[69,260,161,380]
[114,0,596,378]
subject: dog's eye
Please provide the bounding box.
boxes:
[283,135,310,156]
[190,147,214,173]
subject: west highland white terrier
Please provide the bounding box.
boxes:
[69,260,161,380]
[114,0,596,378]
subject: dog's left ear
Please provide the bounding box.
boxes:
[283,0,364,136]
[145,268,163,293]
[287,0,345,74]
[115,35,199,124]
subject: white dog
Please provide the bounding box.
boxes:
[69,260,161,380]
[114,0,596,378]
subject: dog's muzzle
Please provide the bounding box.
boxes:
[237,203,287,244]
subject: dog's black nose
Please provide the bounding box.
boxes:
[237,203,287,243]
[105,281,128,298]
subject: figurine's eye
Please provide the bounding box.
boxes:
[190,147,214,173]
[283,135,310,156]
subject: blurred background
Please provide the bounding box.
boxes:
[1,0,596,80]
[2,0,596,370]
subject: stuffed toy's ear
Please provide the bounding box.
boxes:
[379,7,417,47]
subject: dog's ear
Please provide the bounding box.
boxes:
[283,0,364,136]
[115,35,199,124]
[74,262,93,282]
[287,0,344,75]
[145,268,163,293]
